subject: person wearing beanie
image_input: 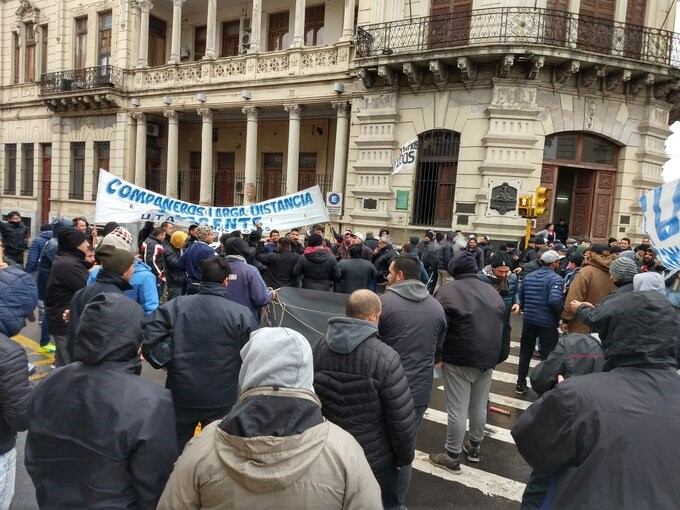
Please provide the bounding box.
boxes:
[90,226,159,315]
[66,245,135,361]
[44,228,90,366]
[178,226,215,294]
[292,232,340,292]
[102,221,119,237]
[314,291,415,508]
[430,254,505,471]
[609,257,638,293]
[163,230,189,301]
[158,326,381,510]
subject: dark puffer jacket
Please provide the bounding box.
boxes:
[512,292,680,510]
[162,240,185,289]
[0,221,28,256]
[519,266,564,327]
[26,293,177,510]
[292,248,341,291]
[25,231,52,274]
[256,250,301,289]
[314,317,417,473]
[0,266,38,338]
[372,246,398,282]
[337,257,377,294]
[435,274,505,368]
[45,250,89,337]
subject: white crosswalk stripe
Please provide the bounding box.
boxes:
[505,354,540,368]
[412,450,526,502]
[436,386,532,411]
[423,408,515,444]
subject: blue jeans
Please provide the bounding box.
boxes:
[38,300,50,346]
[0,448,16,510]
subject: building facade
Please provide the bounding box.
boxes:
[1,0,679,244]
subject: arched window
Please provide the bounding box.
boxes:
[543,132,618,167]
[412,130,460,227]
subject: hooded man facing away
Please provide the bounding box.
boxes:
[26,293,177,510]
[512,291,680,510]
[157,327,381,510]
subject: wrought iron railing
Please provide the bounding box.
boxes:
[356,7,680,67]
[40,65,123,94]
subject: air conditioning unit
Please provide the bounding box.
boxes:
[241,17,251,52]
[146,123,160,137]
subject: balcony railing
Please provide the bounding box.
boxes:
[40,65,123,94]
[356,7,680,67]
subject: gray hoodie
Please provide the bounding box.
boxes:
[633,272,665,293]
[325,317,378,354]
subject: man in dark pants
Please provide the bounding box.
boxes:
[0,212,28,266]
[516,250,565,394]
[143,257,255,452]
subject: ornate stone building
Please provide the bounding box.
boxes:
[1,0,679,244]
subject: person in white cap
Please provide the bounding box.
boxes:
[158,327,381,510]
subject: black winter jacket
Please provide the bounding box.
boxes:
[314,317,416,473]
[44,250,89,336]
[26,293,177,510]
[0,221,28,256]
[435,274,505,368]
[256,250,300,289]
[142,283,254,411]
[373,246,398,281]
[337,257,377,294]
[162,240,185,288]
[142,236,164,278]
[0,334,31,454]
[292,248,341,291]
[0,265,38,337]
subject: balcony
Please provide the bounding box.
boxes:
[40,65,124,112]
[356,7,680,69]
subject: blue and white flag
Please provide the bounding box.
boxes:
[95,170,329,232]
[640,179,680,269]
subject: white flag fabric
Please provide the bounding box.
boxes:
[94,170,329,232]
[640,179,680,269]
[392,138,419,175]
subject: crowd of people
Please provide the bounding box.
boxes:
[1,210,680,509]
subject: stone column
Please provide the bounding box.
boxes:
[35,25,44,81]
[331,101,350,195]
[133,112,147,187]
[341,0,356,40]
[18,25,26,83]
[125,114,137,183]
[136,0,153,68]
[243,106,259,204]
[292,0,306,48]
[284,104,302,194]
[204,0,217,59]
[197,108,213,205]
[168,0,184,64]
[164,110,180,197]
[249,0,262,53]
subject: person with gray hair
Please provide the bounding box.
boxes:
[372,236,398,292]
[158,327,381,510]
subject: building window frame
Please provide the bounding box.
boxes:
[74,16,88,69]
[13,32,20,84]
[148,15,167,67]
[69,142,86,200]
[194,25,207,61]
[21,143,34,196]
[3,145,17,195]
[41,24,48,75]
[25,23,36,82]
[304,4,325,46]
[92,141,110,200]
[267,10,290,51]
[97,11,112,67]
[221,19,240,57]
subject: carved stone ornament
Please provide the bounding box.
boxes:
[402,63,422,90]
[197,108,213,121]
[499,54,514,79]
[555,60,580,85]
[629,73,654,96]
[429,60,449,89]
[377,65,396,86]
[357,68,375,89]
[527,56,544,80]
[16,0,40,23]
[491,86,537,108]
[604,70,631,92]
[586,99,598,129]
[242,106,259,121]
[489,182,518,215]
[457,57,476,83]
[284,104,302,119]
[579,65,605,89]
[654,80,680,100]
[164,110,181,123]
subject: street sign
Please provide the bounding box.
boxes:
[326,192,343,215]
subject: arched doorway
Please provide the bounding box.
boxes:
[412,129,460,228]
[540,132,619,243]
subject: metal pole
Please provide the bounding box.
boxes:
[525,219,532,250]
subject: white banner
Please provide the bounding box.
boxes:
[392,137,419,175]
[640,179,680,269]
[94,170,329,232]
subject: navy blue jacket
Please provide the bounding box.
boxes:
[178,241,216,283]
[519,266,564,326]
[0,266,38,338]
[25,232,52,274]
[477,270,520,310]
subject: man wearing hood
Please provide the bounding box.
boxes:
[66,245,135,362]
[178,225,216,294]
[477,254,521,364]
[608,256,638,293]
[26,293,177,509]
[143,257,254,451]
[561,244,615,334]
[292,233,340,291]
[45,228,90,366]
[513,292,680,509]
[24,224,52,275]
[222,237,273,322]
[314,290,417,509]
[430,254,505,472]
[158,327,381,509]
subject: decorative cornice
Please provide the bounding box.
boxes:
[242,106,259,121]
[132,112,147,122]
[332,101,351,117]
[197,107,213,120]
[164,110,181,123]
[284,104,302,119]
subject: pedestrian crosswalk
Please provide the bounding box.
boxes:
[408,337,539,508]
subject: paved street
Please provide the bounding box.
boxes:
[11,317,535,509]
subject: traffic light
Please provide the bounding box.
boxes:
[517,194,533,218]
[534,186,548,217]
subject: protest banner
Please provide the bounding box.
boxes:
[640,178,680,269]
[94,170,329,232]
[392,137,419,175]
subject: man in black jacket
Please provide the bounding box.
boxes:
[26,293,177,510]
[292,233,340,291]
[314,290,417,510]
[256,237,300,288]
[66,244,135,361]
[0,212,28,266]
[143,256,255,451]
[430,254,505,472]
[337,244,378,293]
[513,291,680,509]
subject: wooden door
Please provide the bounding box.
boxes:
[214,152,235,206]
[298,153,317,191]
[433,162,456,228]
[545,0,570,46]
[578,0,615,53]
[221,20,240,57]
[589,170,615,243]
[569,170,596,238]
[187,152,201,203]
[429,0,471,49]
[262,153,283,201]
[41,147,51,225]
[624,0,646,59]
[536,164,558,231]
